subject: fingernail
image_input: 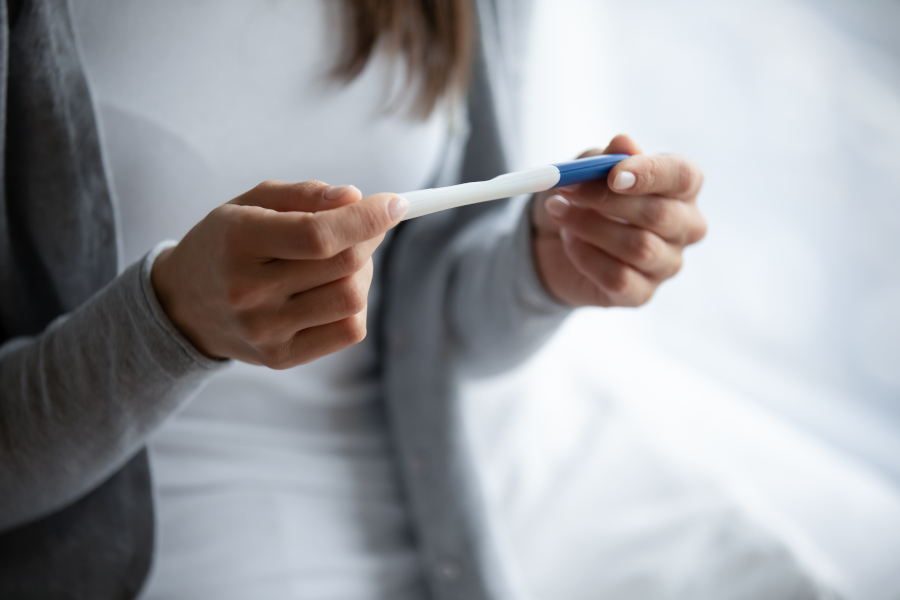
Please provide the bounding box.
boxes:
[612,171,636,191]
[389,196,410,220]
[324,184,356,200]
[558,184,580,194]
[545,195,570,219]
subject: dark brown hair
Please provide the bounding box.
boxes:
[333,0,475,118]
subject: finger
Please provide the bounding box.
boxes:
[258,307,368,370]
[551,138,643,196]
[535,137,643,230]
[223,236,383,310]
[603,134,643,156]
[265,236,382,296]
[227,192,408,260]
[229,180,362,212]
[565,135,643,162]
[283,309,368,368]
[559,228,657,307]
[551,190,705,246]
[607,154,704,200]
[555,203,682,279]
[592,195,707,246]
[235,258,373,353]
[280,258,374,331]
[570,136,644,163]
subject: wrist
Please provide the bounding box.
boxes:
[150,245,218,359]
[150,246,177,319]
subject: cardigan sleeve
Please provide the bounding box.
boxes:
[445,195,572,377]
[444,0,571,377]
[0,243,227,532]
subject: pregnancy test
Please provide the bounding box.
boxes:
[400,154,629,220]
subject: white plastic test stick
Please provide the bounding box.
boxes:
[399,154,629,220]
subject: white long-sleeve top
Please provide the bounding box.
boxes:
[71,1,449,598]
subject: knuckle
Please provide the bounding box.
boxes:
[236,312,268,345]
[668,254,684,278]
[301,218,337,258]
[335,245,366,275]
[224,279,255,309]
[603,264,631,295]
[627,230,657,264]
[258,344,292,370]
[340,314,368,346]
[209,204,231,221]
[255,179,281,191]
[337,277,368,315]
[678,162,702,195]
[641,201,673,229]
[590,288,616,308]
[690,213,709,244]
[219,207,249,248]
[636,286,657,307]
[245,180,281,199]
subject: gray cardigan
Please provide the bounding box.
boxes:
[0,1,570,598]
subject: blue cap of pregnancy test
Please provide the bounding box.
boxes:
[552,154,630,188]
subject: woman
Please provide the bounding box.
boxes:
[0,0,706,598]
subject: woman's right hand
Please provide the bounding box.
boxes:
[150,180,409,368]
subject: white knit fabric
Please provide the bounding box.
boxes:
[72,1,448,598]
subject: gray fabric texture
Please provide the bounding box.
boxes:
[0,0,570,599]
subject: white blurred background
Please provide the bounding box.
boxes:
[463,1,900,599]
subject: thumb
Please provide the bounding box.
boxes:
[229,180,362,213]
[534,137,643,234]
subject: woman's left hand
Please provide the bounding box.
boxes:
[532,134,707,307]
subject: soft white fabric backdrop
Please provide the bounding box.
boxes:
[463,2,900,599]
